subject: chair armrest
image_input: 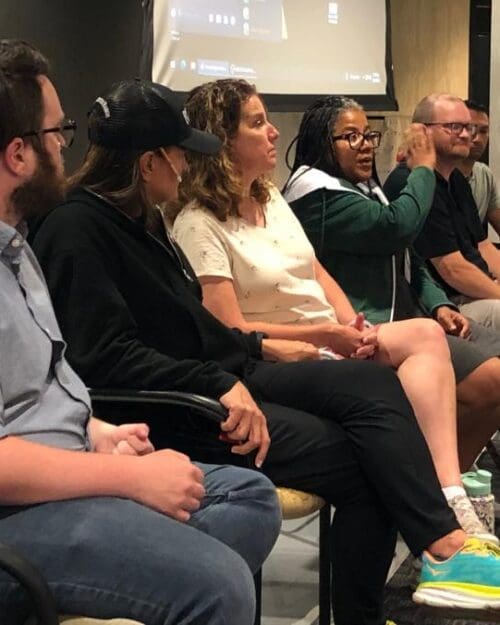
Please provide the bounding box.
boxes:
[0,541,58,625]
[88,389,228,424]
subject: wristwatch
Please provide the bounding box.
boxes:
[253,331,269,358]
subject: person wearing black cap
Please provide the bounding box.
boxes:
[0,42,281,624]
[32,79,486,625]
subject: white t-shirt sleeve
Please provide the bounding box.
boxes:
[173,208,233,279]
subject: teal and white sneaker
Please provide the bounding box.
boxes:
[413,538,500,609]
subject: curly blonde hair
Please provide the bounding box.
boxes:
[177,79,271,221]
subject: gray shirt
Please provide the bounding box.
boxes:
[469,162,500,222]
[0,219,91,450]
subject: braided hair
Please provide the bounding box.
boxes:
[284,95,362,193]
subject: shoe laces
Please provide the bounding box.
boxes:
[461,537,500,557]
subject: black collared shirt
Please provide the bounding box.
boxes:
[388,166,491,298]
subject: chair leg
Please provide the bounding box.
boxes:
[254,568,262,625]
[319,505,331,625]
[486,440,500,473]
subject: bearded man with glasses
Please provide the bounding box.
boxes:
[384,93,500,333]
[0,39,281,623]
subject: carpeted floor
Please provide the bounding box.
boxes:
[383,437,500,625]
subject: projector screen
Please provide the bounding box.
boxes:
[142,0,396,110]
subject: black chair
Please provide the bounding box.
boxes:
[0,391,229,625]
[486,439,500,473]
[89,389,332,625]
[0,541,58,625]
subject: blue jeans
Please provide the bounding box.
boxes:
[0,463,281,625]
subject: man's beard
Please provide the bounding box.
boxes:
[468,146,485,162]
[11,148,66,221]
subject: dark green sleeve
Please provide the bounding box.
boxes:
[409,249,456,314]
[294,166,436,256]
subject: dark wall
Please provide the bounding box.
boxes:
[468,0,491,109]
[1,0,143,171]
[468,0,491,164]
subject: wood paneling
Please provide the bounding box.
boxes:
[490,1,500,186]
[391,0,470,116]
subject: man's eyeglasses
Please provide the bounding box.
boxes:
[425,122,477,137]
[331,130,382,150]
[21,119,77,148]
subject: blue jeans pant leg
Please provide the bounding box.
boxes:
[190,463,281,573]
[0,464,279,625]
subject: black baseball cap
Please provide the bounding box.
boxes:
[87,79,221,155]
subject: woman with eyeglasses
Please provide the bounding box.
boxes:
[283,95,438,327]
[172,80,496,547]
[283,94,500,479]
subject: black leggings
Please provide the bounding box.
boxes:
[162,358,459,625]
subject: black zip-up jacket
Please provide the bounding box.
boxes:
[31,188,263,399]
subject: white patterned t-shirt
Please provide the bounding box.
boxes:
[173,186,337,325]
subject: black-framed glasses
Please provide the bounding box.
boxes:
[331,130,382,150]
[21,119,77,148]
[425,122,477,137]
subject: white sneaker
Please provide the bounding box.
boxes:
[448,493,499,545]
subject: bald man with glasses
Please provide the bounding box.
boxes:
[384,93,500,333]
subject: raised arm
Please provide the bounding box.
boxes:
[294,165,436,256]
[292,125,436,256]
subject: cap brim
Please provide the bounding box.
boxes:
[179,128,221,155]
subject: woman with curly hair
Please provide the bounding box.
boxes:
[173,76,493,527]
[169,79,500,618]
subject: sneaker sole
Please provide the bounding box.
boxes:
[413,585,500,610]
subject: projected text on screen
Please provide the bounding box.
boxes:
[152,0,388,96]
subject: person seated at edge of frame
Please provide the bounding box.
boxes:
[30,75,500,623]
[457,99,500,237]
[171,78,494,547]
[384,93,500,333]
[280,92,500,477]
[0,38,282,625]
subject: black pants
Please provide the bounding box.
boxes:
[158,359,459,625]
